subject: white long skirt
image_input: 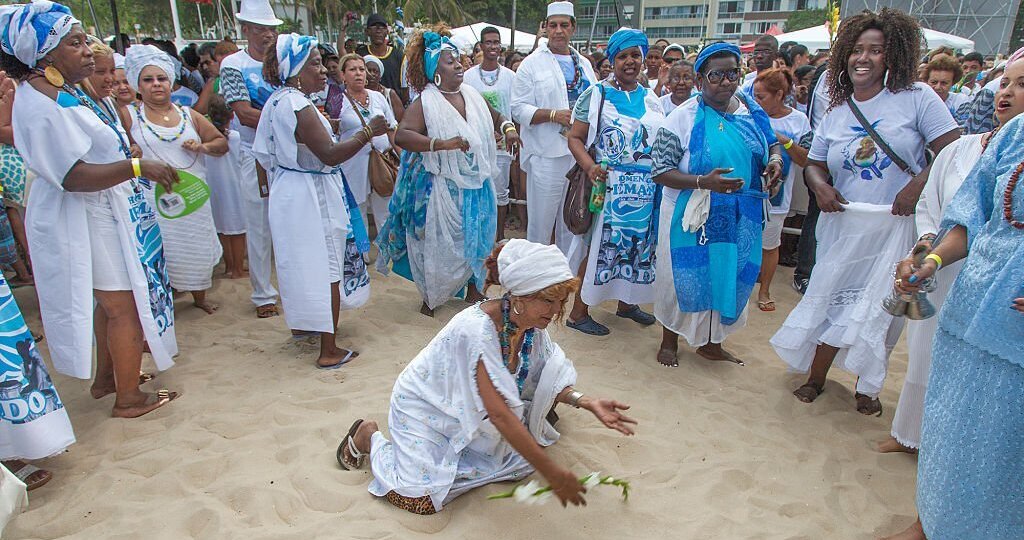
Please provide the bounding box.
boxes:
[653,196,748,347]
[205,148,247,235]
[145,190,222,291]
[770,203,914,396]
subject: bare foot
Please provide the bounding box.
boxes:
[111,390,179,418]
[696,344,745,365]
[656,348,678,367]
[317,348,358,368]
[353,419,378,455]
[227,270,249,279]
[465,287,486,304]
[877,436,918,454]
[420,302,434,317]
[881,518,926,540]
[194,300,219,314]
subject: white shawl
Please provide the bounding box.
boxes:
[419,84,498,189]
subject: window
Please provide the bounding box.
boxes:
[718,1,744,17]
[577,5,618,18]
[750,21,775,34]
[751,0,781,12]
[590,23,618,39]
[643,5,706,20]
[716,22,742,36]
[645,26,703,39]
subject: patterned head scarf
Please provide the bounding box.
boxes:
[0,1,80,68]
[422,31,457,82]
[605,28,648,63]
[694,41,740,74]
[276,33,318,83]
[124,44,180,92]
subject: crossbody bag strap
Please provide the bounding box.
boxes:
[847,98,919,176]
[588,83,606,152]
[344,91,372,131]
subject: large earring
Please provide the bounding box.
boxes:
[839,69,849,87]
[43,64,65,88]
[512,301,522,316]
[882,69,890,87]
[434,73,441,86]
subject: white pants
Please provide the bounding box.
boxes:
[359,191,391,234]
[495,152,512,206]
[523,154,574,255]
[239,146,278,307]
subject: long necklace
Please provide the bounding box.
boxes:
[565,50,583,94]
[499,295,535,394]
[480,66,500,87]
[1004,161,1024,229]
[135,103,200,171]
[347,90,371,117]
[136,103,188,142]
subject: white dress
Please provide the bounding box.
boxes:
[368,304,577,512]
[15,84,177,379]
[130,103,223,291]
[891,134,981,448]
[253,87,369,333]
[204,129,248,235]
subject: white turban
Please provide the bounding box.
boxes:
[362,54,383,74]
[546,1,575,19]
[497,239,574,296]
[124,44,180,92]
[0,1,80,68]
[113,52,125,70]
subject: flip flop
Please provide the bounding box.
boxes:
[317,349,356,370]
[256,304,279,318]
[615,305,656,326]
[8,462,52,491]
[336,419,365,470]
[793,382,825,403]
[757,300,776,312]
[566,315,610,336]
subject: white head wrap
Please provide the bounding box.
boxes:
[113,52,125,70]
[275,33,318,83]
[362,54,383,74]
[546,1,575,19]
[497,239,574,296]
[124,44,180,92]
[0,1,80,68]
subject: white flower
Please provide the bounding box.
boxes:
[513,480,542,503]
[534,489,553,505]
[582,472,601,489]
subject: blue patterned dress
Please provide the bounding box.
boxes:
[916,115,1024,539]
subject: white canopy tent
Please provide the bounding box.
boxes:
[450,23,540,53]
[774,23,974,52]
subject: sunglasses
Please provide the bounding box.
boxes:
[705,68,741,84]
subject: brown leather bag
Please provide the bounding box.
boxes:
[345,92,399,197]
[563,84,605,235]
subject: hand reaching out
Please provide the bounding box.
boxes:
[586,397,637,435]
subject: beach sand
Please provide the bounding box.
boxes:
[5,265,918,539]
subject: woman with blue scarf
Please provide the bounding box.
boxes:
[375,26,520,317]
[564,28,664,336]
[1,1,182,418]
[253,34,381,369]
[649,42,783,367]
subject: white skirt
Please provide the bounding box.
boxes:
[205,151,247,235]
[145,190,223,291]
[86,192,131,291]
[770,203,914,396]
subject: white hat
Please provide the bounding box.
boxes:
[547,1,575,19]
[236,0,283,26]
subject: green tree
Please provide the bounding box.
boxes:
[785,8,829,33]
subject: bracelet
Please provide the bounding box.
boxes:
[503,124,518,134]
[362,126,373,140]
[783,139,794,149]
[918,233,937,242]
[925,253,943,270]
[429,138,436,152]
[768,154,784,164]
[499,119,515,133]
[131,157,142,177]
[566,390,584,409]
[695,174,702,189]
[549,110,556,123]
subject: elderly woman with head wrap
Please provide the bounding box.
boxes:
[562,28,664,336]
[648,41,783,367]
[363,53,404,123]
[1,1,181,417]
[375,26,520,317]
[339,239,637,514]
[122,44,228,314]
[252,34,380,369]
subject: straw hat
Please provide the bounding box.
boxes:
[236,0,283,26]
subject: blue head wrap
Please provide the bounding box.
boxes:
[276,33,318,84]
[605,28,648,63]
[694,41,740,74]
[0,1,79,68]
[423,31,457,82]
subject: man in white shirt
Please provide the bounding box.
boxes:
[218,0,281,318]
[511,1,597,255]
[463,26,517,241]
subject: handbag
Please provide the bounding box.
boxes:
[847,99,920,176]
[563,84,606,236]
[345,91,399,197]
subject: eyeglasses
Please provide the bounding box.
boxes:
[705,68,741,84]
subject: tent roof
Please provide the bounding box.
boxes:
[774,23,974,52]
[450,23,539,53]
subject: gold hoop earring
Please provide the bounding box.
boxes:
[43,65,65,88]
[434,73,442,86]
[512,302,522,315]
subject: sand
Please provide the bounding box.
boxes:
[4,263,919,540]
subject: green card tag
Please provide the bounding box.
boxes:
[154,171,210,219]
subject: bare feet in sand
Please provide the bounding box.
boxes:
[696,343,745,365]
[881,518,926,540]
[91,372,155,399]
[877,436,918,454]
[656,348,678,367]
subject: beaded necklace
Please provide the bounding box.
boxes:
[480,66,500,87]
[499,295,535,394]
[564,50,584,95]
[136,103,189,142]
[347,90,372,118]
[979,127,1024,229]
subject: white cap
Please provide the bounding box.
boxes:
[547,1,575,19]
[236,0,283,26]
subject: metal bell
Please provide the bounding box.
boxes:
[882,290,909,317]
[904,291,938,320]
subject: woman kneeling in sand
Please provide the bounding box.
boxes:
[338,239,637,514]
